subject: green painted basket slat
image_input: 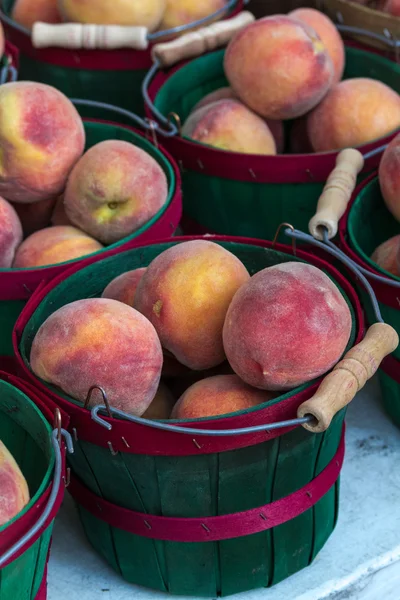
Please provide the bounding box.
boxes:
[377,368,400,426]
[0,119,176,358]
[0,380,54,600]
[19,241,358,596]
[153,47,400,239]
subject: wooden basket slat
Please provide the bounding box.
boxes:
[0,538,39,599]
[77,506,122,576]
[30,528,53,599]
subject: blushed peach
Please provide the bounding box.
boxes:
[379,132,400,222]
[12,196,58,236]
[12,0,62,30]
[223,262,352,390]
[382,0,400,15]
[307,78,400,152]
[142,382,176,419]
[171,374,276,419]
[159,0,225,31]
[0,440,30,527]
[13,225,103,268]
[0,82,85,204]
[134,240,250,370]
[371,235,400,276]
[0,196,23,268]
[289,8,345,85]
[30,298,163,415]
[64,140,168,244]
[224,15,334,120]
[58,0,165,31]
[182,100,277,155]
[101,268,147,306]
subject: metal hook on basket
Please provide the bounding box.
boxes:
[144,118,159,149]
[53,408,62,447]
[84,386,113,418]
[168,112,183,137]
[0,428,73,569]
[271,223,296,256]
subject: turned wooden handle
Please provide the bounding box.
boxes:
[308,148,364,241]
[152,11,255,68]
[298,323,399,433]
[32,22,149,50]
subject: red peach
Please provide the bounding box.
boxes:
[0,440,30,527]
[0,196,23,268]
[379,132,400,222]
[101,268,147,306]
[30,298,163,415]
[12,0,62,30]
[371,235,400,277]
[382,0,400,15]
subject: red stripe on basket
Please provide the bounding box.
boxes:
[35,563,48,600]
[381,354,400,383]
[68,427,345,543]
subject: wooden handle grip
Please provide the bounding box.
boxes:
[32,22,149,50]
[308,148,364,241]
[151,11,255,68]
[298,323,399,433]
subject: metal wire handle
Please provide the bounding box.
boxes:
[0,428,74,568]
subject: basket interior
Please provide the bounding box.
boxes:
[0,379,54,533]
[0,120,175,273]
[154,46,400,151]
[20,241,357,422]
[347,176,400,282]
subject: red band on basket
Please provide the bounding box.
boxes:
[34,563,48,600]
[381,354,400,383]
[68,427,344,543]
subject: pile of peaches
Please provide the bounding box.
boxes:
[182,9,400,155]
[0,81,168,270]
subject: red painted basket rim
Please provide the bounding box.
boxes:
[13,235,364,456]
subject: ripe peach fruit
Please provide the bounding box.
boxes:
[0,82,85,204]
[0,22,5,59]
[371,235,400,277]
[134,240,250,370]
[0,197,23,268]
[171,374,276,419]
[224,15,334,120]
[30,298,163,415]
[223,262,352,390]
[159,0,225,31]
[101,268,147,306]
[307,78,400,152]
[13,225,103,268]
[12,0,62,30]
[64,140,168,245]
[382,0,400,16]
[182,99,277,155]
[0,440,30,527]
[379,132,400,222]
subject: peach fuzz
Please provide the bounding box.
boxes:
[12,0,62,30]
[223,262,352,391]
[379,133,400,222]
[30,298,163,415]
[182,100,277,155]
[0,440,30,527]
[371,235,400,277]
[12,196,58,236]
[13,225,103,268]
[289,8,345,85]
[224,15,334,120]
[142,382,176,420]
[307,78,400,152]
[0,197,23,268]
[58,0,166,31]
[64,140,168,245]
[159,0,224,31]
[101,268,147,306]
[0,82,85,204]
[171,374,276,420]
[134,240,250,371]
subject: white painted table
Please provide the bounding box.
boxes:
[48,377,400,600]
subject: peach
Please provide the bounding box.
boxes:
[289,8,345,85]
[289,116,314,154]
[371,235,400,277]
[182,100,277,155]
[0,82,85,204]
[224,15,334,120]
[307,78,400,152]
[142,382,176,420]
[223,262,352,391]
[58,0,166,31]
[159,0,225,31]
[0,197,23,268]
[12,196,58,236]
[101,268,147,306]
[0,22,5,59]
[13,225,103,268]
[171,374,276,419]
[51,195,71,226]
[12,0,62,30]
[379,133,400,222]
[382,0,400,15]
[0,441,30,527]
[64,140,168,245]
[30,298,163,415]
[134,240,250,371]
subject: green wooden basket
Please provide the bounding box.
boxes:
[0,117,181,365]
[145,45,400,239]
[12,234,371,596]
[0,373,72,600]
